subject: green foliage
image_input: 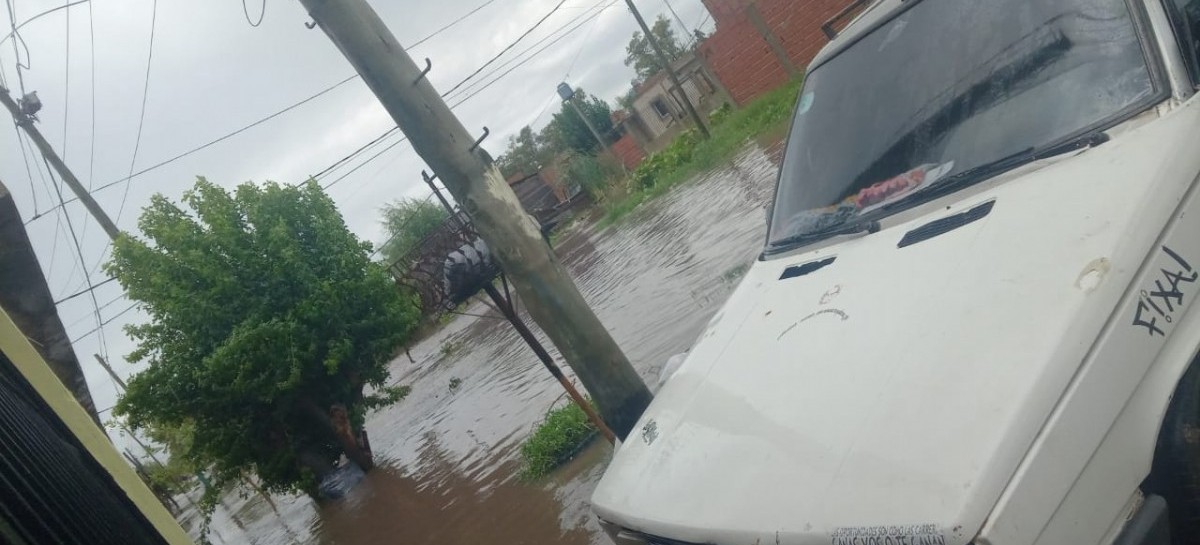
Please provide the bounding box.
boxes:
[142,458,193,497]
[439,339,463,358]
[496,125,548,178]
[600,80,803,227]
[108,178,420,499]
[543,89,616,156]
[562,151,625,200]
[519,401,597,480]
[708,102,733,126]
[379,197,450,264]
[625,15,686,81]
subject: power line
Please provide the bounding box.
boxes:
[4,0,26,95]
[564,3,604,79]
[0,0,88,47]
[450,2,616,109]
[314,1,614,196]
[70,301,138,344]
[22,0,509,224]
[115,0,158,226]
[242,0,265,27]
[43,153,110,360]
[26,75,362,224]
[14,124,39,213]
[54,275,117,305]
[320,135,409,190]
[77,0,98,248]
[407,0,496,49]
[62,1,70,159]
[439,0,569,99]
[309,125,398,181]
[444,0,611,102]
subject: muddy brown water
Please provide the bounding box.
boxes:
[178,143,781,545]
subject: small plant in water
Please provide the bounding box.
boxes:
[519,401,597,480]
[440,340,463,358]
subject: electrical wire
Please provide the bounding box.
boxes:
[77,0,97,248]
[114,0,157,226]
[4,0,26,95]
[309,125,399,181]
[0,0,88,47]
[320,135,409,190]
[439,0,569,99]
[70,301,138,344]
[313,0,614,195]
[13,124,39,213]
[26,75,361,224]
[407,0,496,49]
[62,2,70,158]
[43,153,110,360]
[54,276,117,305]
[450,2,616,109]
[443,0,612,102]
[242,0,265,27]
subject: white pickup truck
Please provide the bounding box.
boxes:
[591,0,1200,544]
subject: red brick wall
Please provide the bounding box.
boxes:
[611,134,646,170]
[699,0,849,105]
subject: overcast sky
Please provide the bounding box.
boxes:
[0,0,713,437]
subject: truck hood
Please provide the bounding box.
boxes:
[592,107,1200,545]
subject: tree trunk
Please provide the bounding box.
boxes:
[300,400,374,471]
[330,404,374,471]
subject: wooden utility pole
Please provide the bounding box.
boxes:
[94,354,127,390]
[0,86,120,240]
[623,0,710,138]
[299,0,653,438]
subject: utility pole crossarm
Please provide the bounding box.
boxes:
[0,87,120,240]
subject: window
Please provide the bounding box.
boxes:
[1169,0,1200,84]
[767,0,1158,251]
[651,98,671,119]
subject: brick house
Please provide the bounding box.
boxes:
[609,0,862,168]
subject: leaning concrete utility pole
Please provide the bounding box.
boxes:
[298,0,653,438]
[623,0,710,138]
[0,86,120,240]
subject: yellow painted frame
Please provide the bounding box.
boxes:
[0,307,195,544]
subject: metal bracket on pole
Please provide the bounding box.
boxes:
[413,58,432,85]
[468,126,489,152]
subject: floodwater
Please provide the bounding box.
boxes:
[178,142,781,545]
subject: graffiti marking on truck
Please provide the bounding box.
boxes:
[830,525,945,545]
[1133,245,1196,337]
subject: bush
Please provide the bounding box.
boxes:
[564,152,625,200]
[632,129,701,190]
[519,401,597,480]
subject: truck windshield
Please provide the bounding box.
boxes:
[767,0,1156,251]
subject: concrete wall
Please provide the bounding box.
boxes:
[699,0,852,105]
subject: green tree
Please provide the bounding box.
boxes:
[108,179,418,502]
[543,88,615,156]
[496,125,547,178]
[379,197,450,264]
[624,15,686,81]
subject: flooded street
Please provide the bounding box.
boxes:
[184,142,780,545]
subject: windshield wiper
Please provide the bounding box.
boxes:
[881,131,1110,211]
[769,219,882,251]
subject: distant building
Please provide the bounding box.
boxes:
[614,51,729,155]
[606,0,860,169]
